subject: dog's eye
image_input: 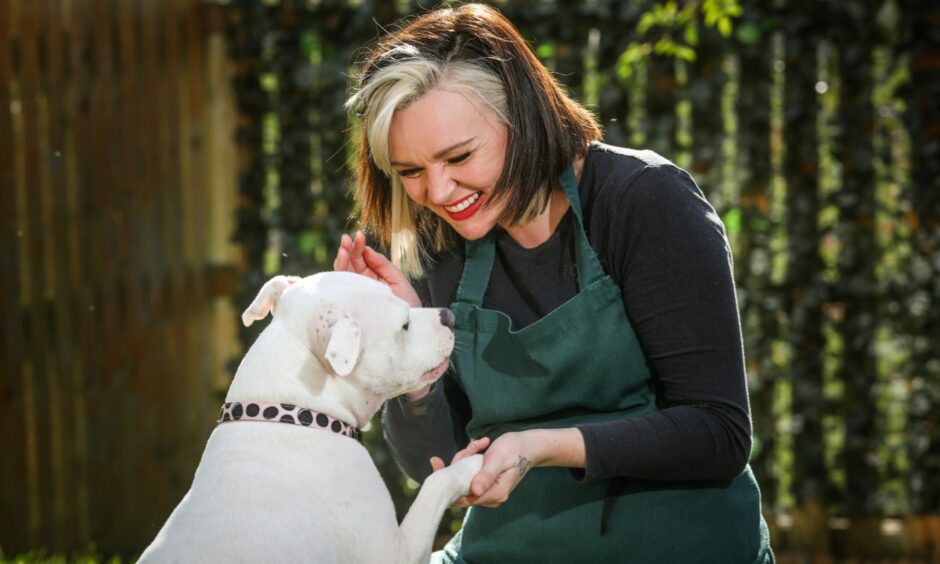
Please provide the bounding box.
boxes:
[402,321,409,331]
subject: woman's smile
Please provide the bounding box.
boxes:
[444,192,485,219]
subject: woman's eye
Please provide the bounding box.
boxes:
[448,152,470,164]
[397,169,421,178]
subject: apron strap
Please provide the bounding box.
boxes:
[559,165,606,289]
[455,232,496,307]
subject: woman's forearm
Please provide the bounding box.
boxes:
[529,427,586,469]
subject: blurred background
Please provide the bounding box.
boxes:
[1,0,938,561]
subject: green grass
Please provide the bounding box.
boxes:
[0,547,123,564]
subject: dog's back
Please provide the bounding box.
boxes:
[138,423,400,563]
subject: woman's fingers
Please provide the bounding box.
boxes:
[333,233,353,271]
[453,437,491,464]
[333,231,421,306]
[361,244,395,274]
[362,246,422,306]
[470,462,499,497]
[334,231,378,279]
[349,231,370,274]
[470,465,517,507]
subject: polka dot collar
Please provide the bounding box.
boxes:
[217,401,361,442]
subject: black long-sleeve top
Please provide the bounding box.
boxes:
[382,142,753,484]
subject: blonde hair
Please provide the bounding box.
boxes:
[347,60,508,277]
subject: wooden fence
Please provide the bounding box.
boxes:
[0,0,239,556]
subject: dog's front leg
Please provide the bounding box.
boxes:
[396,454,483,564]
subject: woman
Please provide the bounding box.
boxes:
[335,4,774,562]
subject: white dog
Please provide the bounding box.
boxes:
[138,271,482,563]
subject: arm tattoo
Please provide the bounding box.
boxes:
[513,455,531,476]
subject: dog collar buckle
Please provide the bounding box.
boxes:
[218,401,361,442]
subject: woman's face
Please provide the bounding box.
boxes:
[389,87,509,241]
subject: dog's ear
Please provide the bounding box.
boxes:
[242,275,302,327]
[325,316,360,377]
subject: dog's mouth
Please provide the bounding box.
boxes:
[420,358,450,383]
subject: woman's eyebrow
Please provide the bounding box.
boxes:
[391,138,476,167]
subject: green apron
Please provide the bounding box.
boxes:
[435,166,774,563]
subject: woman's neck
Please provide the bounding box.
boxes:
[501,154,585,249]
[503,185,569,248]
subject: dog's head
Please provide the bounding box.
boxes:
[241,272,455,400]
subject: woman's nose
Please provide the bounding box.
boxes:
[425,167,455,206]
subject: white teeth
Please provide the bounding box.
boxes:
[444,192,480,213]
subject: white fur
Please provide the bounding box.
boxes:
[139,271,481,564]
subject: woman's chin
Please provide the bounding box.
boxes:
[449,220,496,241]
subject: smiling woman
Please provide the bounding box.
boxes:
[334,3,774,563]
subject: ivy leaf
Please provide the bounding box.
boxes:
[723,208,742,236]
[718,17,733,37]
[736,22,761,45]
[684,22,699,46]
[676,45,698,61]
[616,43,648,81]
[537,42,556,60]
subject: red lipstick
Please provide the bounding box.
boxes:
[444,192,485,221]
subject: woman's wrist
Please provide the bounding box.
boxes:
[526,427,586,469]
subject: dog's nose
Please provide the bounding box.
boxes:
[439,308,455,329]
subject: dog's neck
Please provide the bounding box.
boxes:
[225,320,382,429]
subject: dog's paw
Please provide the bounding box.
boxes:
[444,454,484,496]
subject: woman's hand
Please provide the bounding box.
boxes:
[334,230,421,307]
[462,431,537,508]
[430,437,492,507]
[438,428,586,509]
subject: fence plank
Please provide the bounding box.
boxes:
[64,0,94,548]
[169,3,190,537]
[181,0,213,469]
[114,0,148,550]
[17,0,56,548]
[203,3,241,415]
[71,0,99,547]
[87,0,122,549]
[41,0,75,549]
[0,0,29,550]
[58,2,93,547]
[140,0,176,545]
